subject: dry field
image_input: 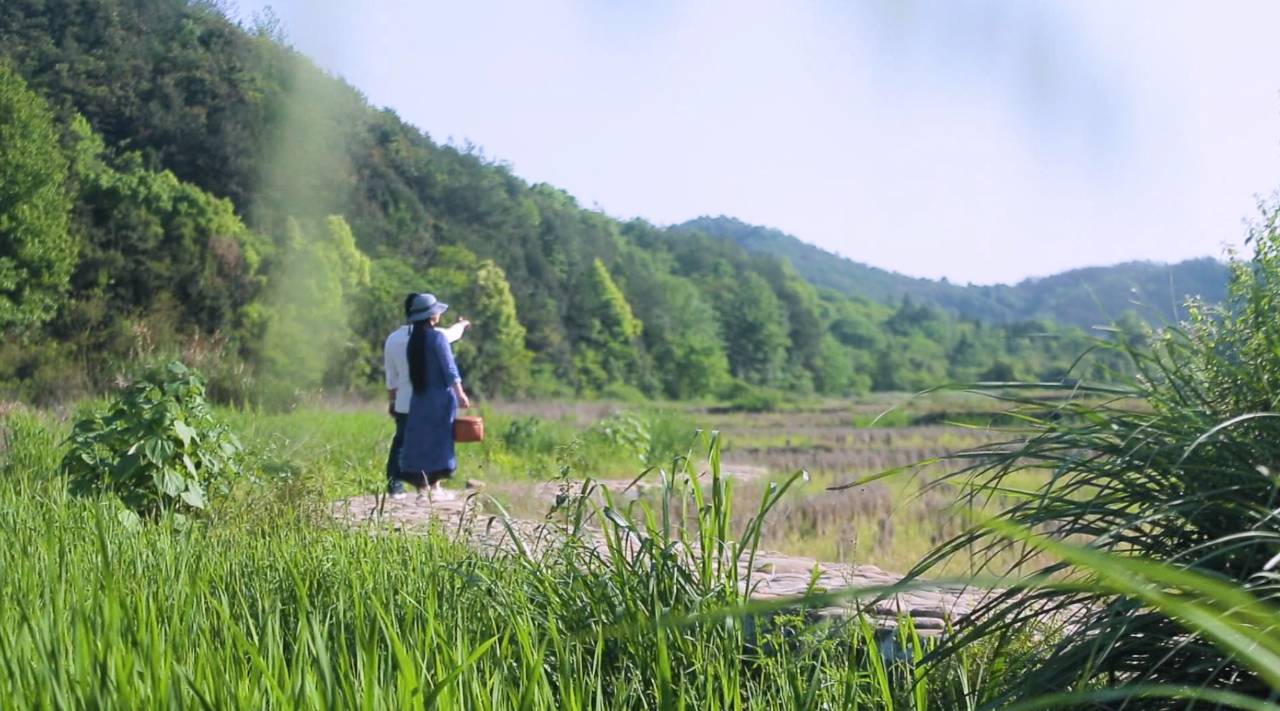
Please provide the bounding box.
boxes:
[481,393,1042,575]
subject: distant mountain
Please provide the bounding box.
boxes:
[679,217,1230,328]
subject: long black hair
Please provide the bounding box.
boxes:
[407,319,435,393]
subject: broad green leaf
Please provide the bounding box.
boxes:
[155,470,186,498]
[180,485,206,510]
[144,437,164,463]
[173,420,196,447]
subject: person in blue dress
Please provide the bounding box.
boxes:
[397,293,472,500]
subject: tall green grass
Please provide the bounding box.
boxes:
[899,222,1280,707]
[0,410,1022,709]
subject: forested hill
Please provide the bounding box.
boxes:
[0,0,1194,406]
[681,217,1230,328]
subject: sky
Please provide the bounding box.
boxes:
[232,0,1280,285]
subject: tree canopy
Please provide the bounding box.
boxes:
[0,66,75,333]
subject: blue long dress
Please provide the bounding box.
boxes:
[399,327,460,475]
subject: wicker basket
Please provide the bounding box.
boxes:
[453,416,485,443]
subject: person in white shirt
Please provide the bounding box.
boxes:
[385,292,469,496]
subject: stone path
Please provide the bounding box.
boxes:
[332,485,989,635]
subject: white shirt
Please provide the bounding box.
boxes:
[384,322,467,414]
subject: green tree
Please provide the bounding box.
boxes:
[322,215,371,293]
[68,117,264,337]
[348,257,419,386]
[407,246,533,397]
[320,215,372,387]
[978,359,1018,382]
[712,271,788,386]
[811,334,865,395]
[0,66,76,332]
[646,277,730,398]
[756,258,824,389]
[421,245,478,300]
[947,331,990,382]
[874,333,948,391]
[460,260,531,397]
[569,259,643,393]
[259,215,370,405]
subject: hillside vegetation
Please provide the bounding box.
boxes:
[1,0,1170,407]
[683,216,1229,328]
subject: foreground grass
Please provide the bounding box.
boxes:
[0,412,1021,709]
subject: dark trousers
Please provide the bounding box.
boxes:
[386,413,408,494]
[395,469,454,489]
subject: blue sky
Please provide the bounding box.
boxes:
[233,1,1280,284]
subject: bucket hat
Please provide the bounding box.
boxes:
[407,293,449,322]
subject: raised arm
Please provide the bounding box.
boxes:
[440,319,470,344]
[434,329,470,408]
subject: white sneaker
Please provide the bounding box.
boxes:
[390,492,408,501]
[431,486,456,502]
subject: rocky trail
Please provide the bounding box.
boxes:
[332,469,989,635]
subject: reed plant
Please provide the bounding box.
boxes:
[901,218,1280,707]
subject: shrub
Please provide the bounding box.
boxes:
[598,381,648,403]
[722,381,781,413]
[644,409,699,464]
[500,416,557,455]
[61,361,241,519]
[0,339,90,405]
[585,411,650,462]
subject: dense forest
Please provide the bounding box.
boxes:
[1,0,1172,406]
[684,217,1230,328]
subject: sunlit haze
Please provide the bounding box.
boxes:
[235,1,1280,284]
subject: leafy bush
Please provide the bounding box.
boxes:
[722,381,782,413]
[499,416,557,455]
[598,381,648,403]
[644,409,699,464]
[1177,208,1280,416]
[585,411,651,462]
[61,361,241,519]
[0,339,90,406]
